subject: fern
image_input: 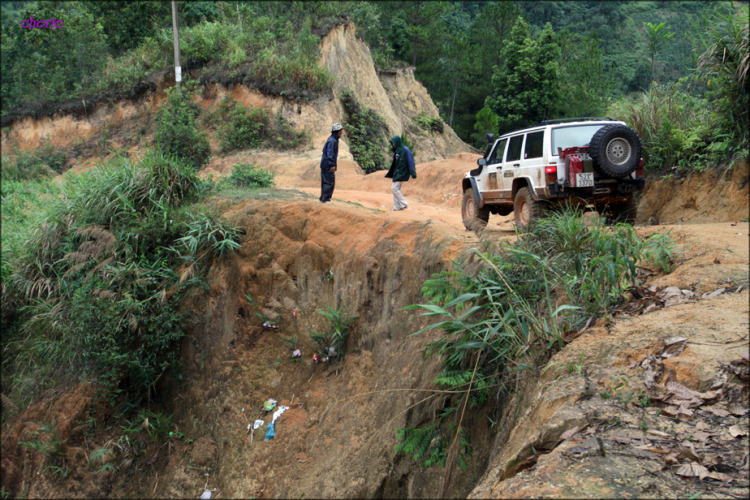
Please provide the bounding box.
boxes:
[435,369,490,408]
[395,423,472,470]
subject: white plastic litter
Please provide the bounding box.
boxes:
[268,398,277,405]
[249,419,265,431]
[272,405,289,423]
[292,349,301,358]
[201,490,212,499]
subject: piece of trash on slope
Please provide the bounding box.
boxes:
[292,349,301,358]
[201,490,212,499]
[249,419,264,431]
[313,353,320,364]
[262,321,279,329]
[272,406,289,424]
[264,422,276,441]
[263,399,276,411]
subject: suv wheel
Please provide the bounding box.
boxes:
[462,188,490,230]
[513,187,548,231]
[589,124,642,178]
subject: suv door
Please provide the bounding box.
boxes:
[482,138,507,202]
[502,134,525,194]
[518,130,545,190]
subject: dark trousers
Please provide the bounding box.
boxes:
[320,169,335,201]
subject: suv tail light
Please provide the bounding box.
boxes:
[636,159,644,178]
[545,166,557,185]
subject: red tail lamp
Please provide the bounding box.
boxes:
[545,166,557,185]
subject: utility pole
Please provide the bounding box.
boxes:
[171,0,181,87]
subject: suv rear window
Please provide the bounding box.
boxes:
[550,125,606,155]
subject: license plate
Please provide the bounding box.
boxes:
[576,173,594,187]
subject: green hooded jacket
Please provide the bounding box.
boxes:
[385,135,416,182]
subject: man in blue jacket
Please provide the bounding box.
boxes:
[385,135,416,211]
[320,123,344,203]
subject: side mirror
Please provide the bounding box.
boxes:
[477,158,487,167]
[485,133,495,145]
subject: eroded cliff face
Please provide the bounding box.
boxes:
[0,23,470,169]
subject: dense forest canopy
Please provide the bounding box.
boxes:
[1,1,747,159]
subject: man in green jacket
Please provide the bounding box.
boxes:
[384,135,416,211]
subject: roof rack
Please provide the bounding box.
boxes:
[540,117,614,125]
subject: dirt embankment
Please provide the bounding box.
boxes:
[638,158,749,224]
[0,199,498,499]
[0,23,470,171]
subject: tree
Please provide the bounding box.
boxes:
[696,5,749,147]
[439,28,472,128]
[472,105,499,147]
[558,30,617,117]
[643,21,674,85]
[486,17,561,134]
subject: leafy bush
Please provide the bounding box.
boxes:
[2,149,242,409]
[340,89,388,173]
[154,83,211,170]
[228,163,275,188]
[2,3,336,113]
[608,82,716,171]
[395,208,675,468]
[218,100,269,152]
[415,114,444,134]
[696,4,749,153]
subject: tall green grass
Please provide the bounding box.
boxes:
[395,208,675,469]
[608,82,716,171]
[2,149,242,411]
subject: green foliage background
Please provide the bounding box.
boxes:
[1,0,746,169]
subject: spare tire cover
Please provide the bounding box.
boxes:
[589,124,642,178]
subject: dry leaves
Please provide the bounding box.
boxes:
[706,471,735,483]
[674,442,701,463]
[704,406,730,417]
[657,337,688,358]
[728,403,748,416]
[560,426,582,441]
[641,355,664,390]
[675,463,709,480]
[701,287,726,300]
[728,425,747,438]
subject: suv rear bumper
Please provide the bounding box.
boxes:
[544,178,644,200]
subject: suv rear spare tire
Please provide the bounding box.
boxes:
[462,188,490,230]
[589,124,642,178]
[513,187,548,231]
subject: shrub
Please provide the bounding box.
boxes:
[340,89,388,174]
[154,83,211,170]
[1,152,56,183]
[3,149,242,408]
[395,208,675,469]
[415,114,444,134]
[308,305,358,361]
[696,4,749,152]
[608,82,716,171]
[228,163,275,188]
[218,100,269,152]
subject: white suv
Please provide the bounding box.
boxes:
[461,118,645,229]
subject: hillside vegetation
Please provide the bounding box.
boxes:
[3,1,747,174]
